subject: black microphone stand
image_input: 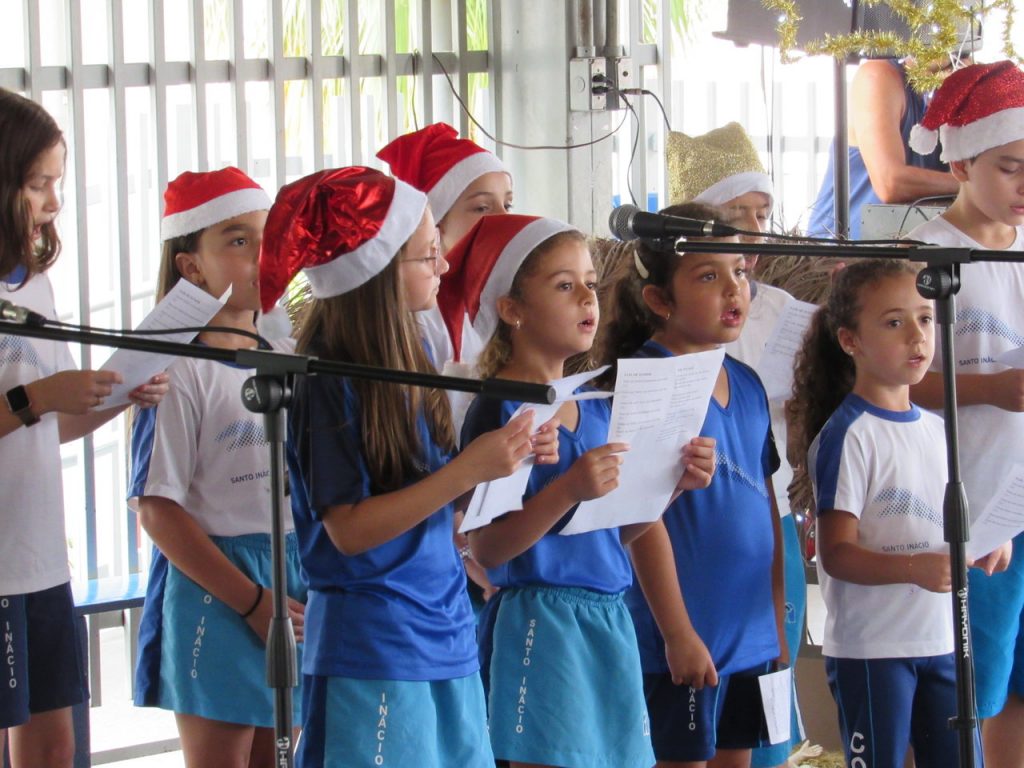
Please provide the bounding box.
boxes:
[668,236,1024,768]
[0,319,554,768]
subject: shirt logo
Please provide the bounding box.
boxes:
[716,452,768,499]
[215,419,266,451]
[872,487,942,527]
[956,307,1024,348]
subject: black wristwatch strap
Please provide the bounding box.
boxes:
[5,385,40,427]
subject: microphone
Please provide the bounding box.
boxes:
[0,299,47,326]
[608,204,738,241]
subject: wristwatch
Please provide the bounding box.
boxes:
[5,385,39,427]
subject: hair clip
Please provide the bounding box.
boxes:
[633,250,650,279]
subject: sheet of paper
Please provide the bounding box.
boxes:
[758,667,792,745]
[755,298,817,402]
[458,367,611,534]
[967,464,1024,561]
[997,346,1024,369]
[100,280,229,407]
[560,348,724,536]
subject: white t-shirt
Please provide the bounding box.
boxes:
[809,394,952,659]
[129,340,296,536]
[907,216,1024,519]
[0,271,77,594]
[724,281,795,516]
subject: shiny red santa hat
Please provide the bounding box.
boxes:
[376,123,508,222]
[161,166,271,241]
[910,60,1024,162]
[437,214,576,362]
[258,166,426,312]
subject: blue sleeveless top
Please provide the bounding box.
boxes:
[807,60,945,240]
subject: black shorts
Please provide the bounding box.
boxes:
[0,582,88,728]
[644,662,773,762]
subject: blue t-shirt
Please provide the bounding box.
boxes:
[807,60,946,240]
[625,342,781,676]
[460,393,633,594]
[286,370,477,681]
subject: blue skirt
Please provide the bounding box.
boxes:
[486,586,655,768]
[297,673,493,768]
[135,532,306,726]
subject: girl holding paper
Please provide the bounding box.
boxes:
[441,214,715,768]
[260,168,547,768]
[598,201,785,768]
[0,88,167,768]
[128,167,307,767]
[788,258,999,768]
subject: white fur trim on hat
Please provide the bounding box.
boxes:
[692,171,774,210]
[427,152,509,222]
[909,124,939,157]
[304,179,427,298]
[472,218,576,346]
[935,107,1024,162]
[161,187,272,241]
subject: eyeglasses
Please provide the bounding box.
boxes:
[401,229,443,273]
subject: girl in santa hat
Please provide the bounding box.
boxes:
[443,214,716,768]
[378,123,518,605]
[0,89,168,768]
[128,167,306,767]
[260,167,547,768]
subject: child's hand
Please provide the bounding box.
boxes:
[30,369,122,415]
[988,369,1024,412]
[530,417,560,464]
[563,442,629,502]
[460,410,535,484]
[244,586,306,645]
[907,553,952,593]
[675,436,716,492]
[127,372,170,408]
[665,629,718,689]
[971,541,1013,576]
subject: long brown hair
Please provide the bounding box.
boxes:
[0,88,65,283]
[475,229,589,379]
[594,202,723,386]
[155,231,201,301]
[295,254,454,492]
[787,258,922,465]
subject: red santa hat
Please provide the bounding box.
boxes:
[377,123,508,222]
[258,166,426,312]
[161,166,271,241]
[910,60,1024,162]
[437,214,576,362]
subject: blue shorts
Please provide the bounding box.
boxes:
[826,654,981,768]
[752,514,807,767]
[0,582,88,728]
[296,673,493,768]
[645,662,773,762]
[486,586,654,768]
[969,532,1024,718]
[135,533,306,726]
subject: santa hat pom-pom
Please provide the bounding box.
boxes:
[909,123,939,156]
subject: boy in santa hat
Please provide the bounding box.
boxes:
[907,59,1024,768]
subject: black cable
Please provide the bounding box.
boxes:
[619,90,641,207]
[44,319,272,349]
[431,53,629,151]
[896,194,953,237]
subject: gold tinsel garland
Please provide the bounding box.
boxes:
[762,0,1022,92]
